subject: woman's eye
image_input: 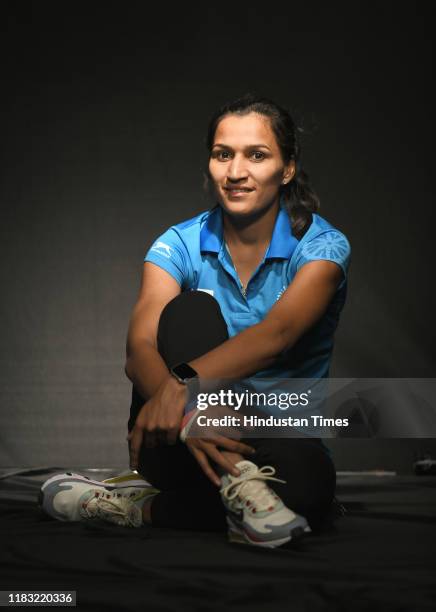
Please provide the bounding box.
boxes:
[212,151,230,160]
[212,150,266,161]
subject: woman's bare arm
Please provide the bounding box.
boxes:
[127,258,343,475]
[125,262,181,400]
[188,260,343,381]
[126,259,343,395]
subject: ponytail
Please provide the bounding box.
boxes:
[281,156,320,239]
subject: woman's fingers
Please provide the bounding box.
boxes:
[166,423,181,446]
[188,445,221,486]
[143,416,161,448]
[189,438,251,482]
[155,429,168,447]
[129,427,143,470]
[204,433,256,457]
[144,430,158,448]
[202,443,242,478]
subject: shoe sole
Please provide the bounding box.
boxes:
[227,516,311,548]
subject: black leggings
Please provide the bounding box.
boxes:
[128,290,337,532]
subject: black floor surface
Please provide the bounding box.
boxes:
[1,468,435,611]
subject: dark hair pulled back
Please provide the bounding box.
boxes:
[203,93,320,239]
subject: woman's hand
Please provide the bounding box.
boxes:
[186,435,256,486]
[128,375,188,469]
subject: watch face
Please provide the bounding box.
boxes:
[172,363,198,381]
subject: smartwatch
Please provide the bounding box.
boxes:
[170,362,200,398]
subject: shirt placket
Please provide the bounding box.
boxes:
[219,243,269,302]
[218,247,246,301]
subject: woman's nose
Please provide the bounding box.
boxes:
[227,155,248,180]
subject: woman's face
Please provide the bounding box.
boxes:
[208,112,295,218]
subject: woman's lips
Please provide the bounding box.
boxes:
[224,188,254,198]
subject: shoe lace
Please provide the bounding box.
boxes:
[220,466,286,513]
[82,490,138,527]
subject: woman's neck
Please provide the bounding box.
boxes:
[222,197,280,249]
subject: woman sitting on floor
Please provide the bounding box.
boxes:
[39,93,351,549]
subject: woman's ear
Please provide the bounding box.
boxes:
[282,160,296,184]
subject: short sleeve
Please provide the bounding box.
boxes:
[296,230,351,289]
[144,227,192,288]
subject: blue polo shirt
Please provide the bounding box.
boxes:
[144,199,351,450]
[144,198,351,379]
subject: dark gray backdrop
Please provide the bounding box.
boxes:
[1,2,434,471]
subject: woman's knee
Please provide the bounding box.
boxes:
[157,290,229,368]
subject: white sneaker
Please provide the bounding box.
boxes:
[39,471,159,528]
[220,460,311,548]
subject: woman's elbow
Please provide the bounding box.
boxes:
[124,359,133,381]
